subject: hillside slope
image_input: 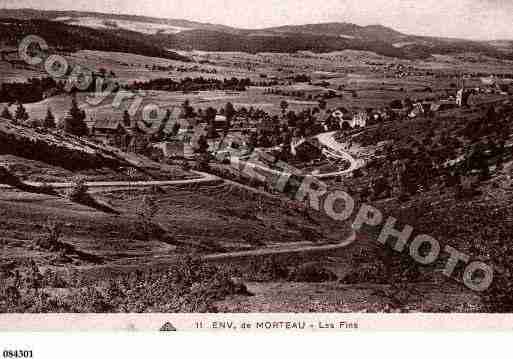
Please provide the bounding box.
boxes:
[0,117,195,183]
[0,18,188,62]
[0,8,237,33]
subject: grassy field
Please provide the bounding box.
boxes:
[0,181,482,313]
[2,88,322,124]
[3,47,511,123]
[0,49,259,84]
[0,180,350,270]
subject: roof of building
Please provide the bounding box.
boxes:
[134,107,195,134]
[92,118,125,130]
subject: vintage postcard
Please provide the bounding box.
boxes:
[0,0,512,334]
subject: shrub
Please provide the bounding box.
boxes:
[0,256,254,313]
[246,256,289,282]
[299,227,322,243]
[67,177,90,203]
[181,160,191,171]
[192,238,227,254]
[480,270,513,313]
[288,263,337,283]
[42,269,68,288]
[341,262,385,284]
[24,260,44,290]
[193,155,210,171]
[65,287,114,313]
[244,233,265,247]
[34,221,65,252]
[130,196,167,241]
[0,285,22,312]
[0,165,22,186]
[130,221,167,242]
[187,269,250,312]
[390,99,403,109]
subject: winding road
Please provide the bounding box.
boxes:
[0,170,220,191]
[202,231,357,262]
[314,131,365,179]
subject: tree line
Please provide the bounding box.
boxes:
[126,76,252,92]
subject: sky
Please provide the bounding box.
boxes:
[1,0,513,40]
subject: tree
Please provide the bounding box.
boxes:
[154,109,171,141]
[14,102,29,123]
[27,119,42,128]
[280,100,289,115]
[137,195,159,221]
[43,107,56,129]
[122,110,131,127]
[64,97,88,136]
[132,195,164,241]
[195,134,209,154]
[205,107,218,139]
[1,106,12,121]
[224,102,236,120]
[224,102,235,130]
[403,97,413,112]
[389,99,403,109]
[181,99,194,119]
[171,121,180,136]
[318,99,327,110]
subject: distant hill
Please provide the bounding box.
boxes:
[157,29,409,58]
[0,8,237,33]
[258,23,513,59]
[0,18,189,62]
[1,8,513,60]
[262,23,406,42]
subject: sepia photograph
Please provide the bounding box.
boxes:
[0,0,512,334]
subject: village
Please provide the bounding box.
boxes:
[16,73,507,176]
[1,8,513,316]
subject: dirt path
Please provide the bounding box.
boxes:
[202,231,356,262]
[0,170,221,191]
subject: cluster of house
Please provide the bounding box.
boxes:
[330,109,368,129]
[86,81,493,162]
[324,88,478,127]
[89,111,232,159]
[382,63,427,78]
[89,116,161,154]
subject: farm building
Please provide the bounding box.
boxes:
[430,101,457,112]
[214,115,229,129]
[331,110,367,129]
[152,140,186,158]
[91,118,127,138]
[352,112,368,128]
[90,118,128,147]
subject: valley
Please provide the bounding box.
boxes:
[0,8,512,314]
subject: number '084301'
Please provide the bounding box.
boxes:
[3,350,33,358]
